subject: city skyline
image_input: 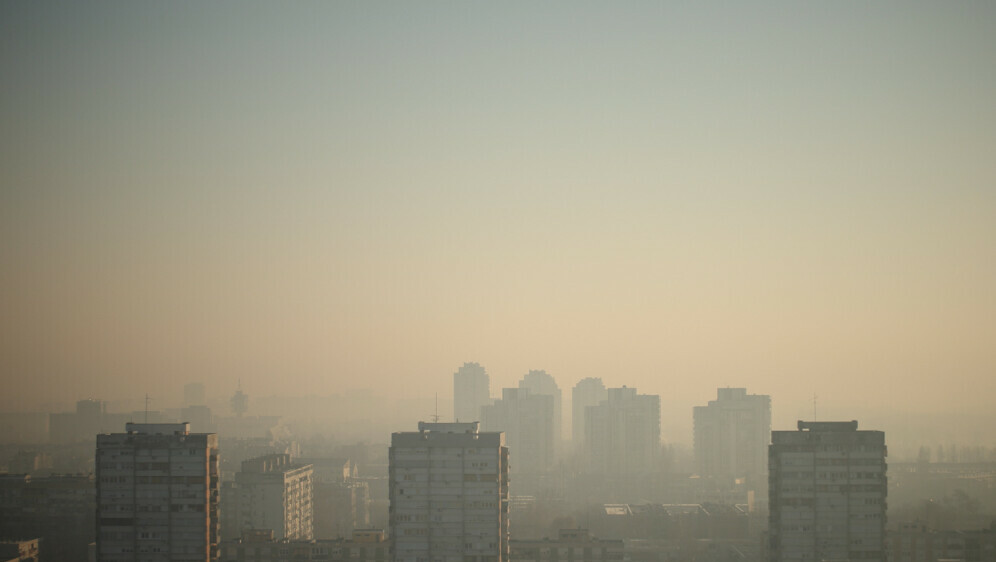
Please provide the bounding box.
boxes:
[2,3,994,441]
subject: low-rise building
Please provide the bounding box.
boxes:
[887,522,996,562]
[509,529,623,562]
[219,529,387,562]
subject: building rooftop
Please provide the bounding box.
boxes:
[125,422,190,435]
[797,420,859,432]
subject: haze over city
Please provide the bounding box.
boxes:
[2,4,996,562]
[2,2,995,446]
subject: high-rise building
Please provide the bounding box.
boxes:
[453,363,491,423]
[693,388,771,491]
[221,454,314,541]
[571,378,607,449]
[389,422,509,562]
[768,421,887,562]
[96,422,220,562]
[585,387,660,475]
[481,388,556,475]
[518,370,562,443]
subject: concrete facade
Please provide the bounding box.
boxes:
[0,473,95,561]
[96,422,220,562]
[768,421,887,562]
[389,422,509,562]
[224,454,313,541]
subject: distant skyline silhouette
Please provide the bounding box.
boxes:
[1,3,993,443]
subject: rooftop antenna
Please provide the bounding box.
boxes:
[144,394,151,423]
[812,393,818,421]
[431,393,440,423]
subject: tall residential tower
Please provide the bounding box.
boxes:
[768,421,887,562]
[389,422,509,562]
[96,423,220,561]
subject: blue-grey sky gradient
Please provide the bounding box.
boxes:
[2,1,994,442]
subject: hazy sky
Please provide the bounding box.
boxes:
[1,2,994,438]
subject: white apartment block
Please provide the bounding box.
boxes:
[227,454,314,540]
[768,421,887,562]
[389,422,509,562]
[96,422,220,562]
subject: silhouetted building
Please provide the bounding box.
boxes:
[571,378,607,451]
[96,422,220,561]
[0,473,95,562]
[49,399,106,444]
[585,387,660,475]
[453,362,491,423]
[301,457,370,539]
[768,421,887,562]
[519,370,563,445]
[693,388,771,500]
[389,422,509,562]
[182,405,214,434]
[482,388,556,475]
[231,387,249,418]
[222,454,313,541]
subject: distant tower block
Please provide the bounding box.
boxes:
[482,387,556,477]
[453,362,490,422]
[518,370,563,442]
[693,387,771,496]
[231,384,248,417]
[585,387,660,475]
[572,377,607,448]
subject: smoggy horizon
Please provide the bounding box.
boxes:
[2,3,994,450]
